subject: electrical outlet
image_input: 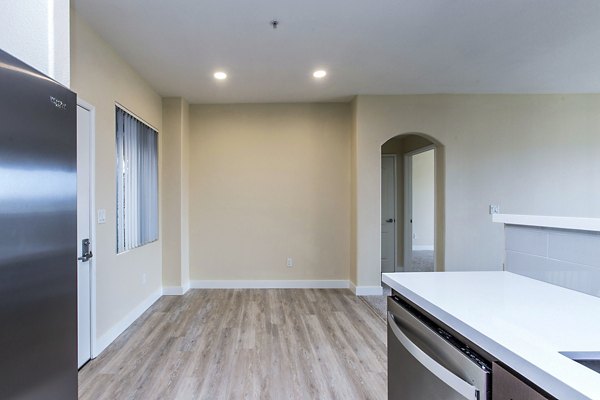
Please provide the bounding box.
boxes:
[142,273,147,285]
[489,204,500,215]
[286,257,293,268]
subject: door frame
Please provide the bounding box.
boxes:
[77,98,98,359]
[381,154,397,273]
[403,145,436,271]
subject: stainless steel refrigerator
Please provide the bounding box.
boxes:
[0,49,78,398]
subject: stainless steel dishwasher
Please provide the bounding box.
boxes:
[388,295,492,400]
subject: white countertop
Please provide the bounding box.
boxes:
[382,271,600,400]
[492,213,600,232]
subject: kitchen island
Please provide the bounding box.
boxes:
[383,271,600,400]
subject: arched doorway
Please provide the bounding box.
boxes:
[381,133,445,274]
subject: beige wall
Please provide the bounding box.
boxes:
[350,99,358,284]
[68,12,600,310]
[355,94,600,286]
[181,99,190,288]
[162,98,190,290]
[70,11,163,340]
[189,103,352,281]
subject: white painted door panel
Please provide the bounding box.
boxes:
[77,105,92,368]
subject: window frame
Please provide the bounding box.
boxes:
[115,104,159,254]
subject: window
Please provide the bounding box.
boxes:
[116,106,158,253]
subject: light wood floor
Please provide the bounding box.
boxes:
[79,289,387,400]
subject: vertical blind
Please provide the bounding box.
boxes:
[116,106,159,253]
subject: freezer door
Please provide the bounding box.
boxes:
[0,49,78,399]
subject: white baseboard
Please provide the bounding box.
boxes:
[349,281,357,294]
[412,245,434,251]
[162,285,189,295]
[189,280,350,289]
[93,287,162,357]
[349,281,384,296]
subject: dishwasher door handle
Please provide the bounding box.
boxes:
[387,312,480,400]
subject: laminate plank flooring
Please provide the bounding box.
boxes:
[79,289,387,400]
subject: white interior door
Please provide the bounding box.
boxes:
[77,104,93,368]
[381,155,396,273]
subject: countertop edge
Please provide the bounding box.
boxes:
[492,214,600,232]
[382,273,592,400]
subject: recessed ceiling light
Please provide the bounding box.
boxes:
[214,71,227,80]
[313,70,327,79]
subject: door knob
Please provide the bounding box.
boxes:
[78,251,93,262]
[386,218,395,223]
[78,238,93,262]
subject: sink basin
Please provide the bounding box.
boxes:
[560,352,600,374]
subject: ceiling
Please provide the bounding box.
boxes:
[72,0,600,104]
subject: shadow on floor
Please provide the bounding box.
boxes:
[359,283,391,321]
[360,251,434,320]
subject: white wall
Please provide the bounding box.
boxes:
[0,0,70,86]
[353,94,600,287]
[411,149,435,249]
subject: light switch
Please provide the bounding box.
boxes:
[97,209,106,224]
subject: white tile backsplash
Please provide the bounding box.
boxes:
[505,225,600,298]
[505,225,548,256]
[548,230,600,269]
[506,251,546,274]
[506,250,600,297]
[545,259,600,297]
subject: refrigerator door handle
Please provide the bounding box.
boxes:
[387,312,479,400]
